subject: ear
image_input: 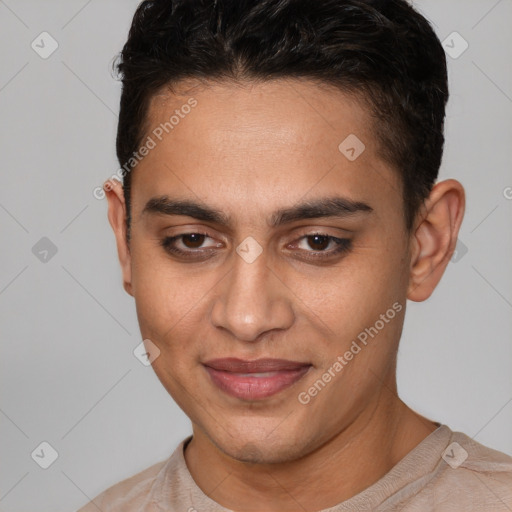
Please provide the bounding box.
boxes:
[104,179,133,296]
[407,179,465,302]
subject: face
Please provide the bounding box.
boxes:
[122,79,413,463]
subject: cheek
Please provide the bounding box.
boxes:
[129,242,221,360]
[291,244,406,335]
[130,253,204,399]
[130,244,189,337]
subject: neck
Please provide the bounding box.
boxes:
[184,390,438,511]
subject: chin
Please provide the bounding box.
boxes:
[206,421,310,464]
[228,441,300,464]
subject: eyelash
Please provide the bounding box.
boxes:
[160,232,352,262]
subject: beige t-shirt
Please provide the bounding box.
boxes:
[77,424,512,511]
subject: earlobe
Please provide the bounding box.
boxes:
[104,179,134,297]
[407,179,465,302]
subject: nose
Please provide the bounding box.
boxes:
[210,249,295,342]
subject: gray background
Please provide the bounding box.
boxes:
[0,1,511,511]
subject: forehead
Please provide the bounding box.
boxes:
[147,78,373,153]
[130,78,401,223]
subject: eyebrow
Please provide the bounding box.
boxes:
[142,195,373,227]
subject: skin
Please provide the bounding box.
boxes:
[105,78,465,511]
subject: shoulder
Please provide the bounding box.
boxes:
[76,457,169,512]
[446,429,512,476]
[412,430,512,511]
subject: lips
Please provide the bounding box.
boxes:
[203,358,311,400]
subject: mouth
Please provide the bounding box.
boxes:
[203,358,312,400]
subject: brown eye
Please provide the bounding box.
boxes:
[292,233,352,262]
[306,234,330,251]
[182,233,206,248]
[160,232,222,260]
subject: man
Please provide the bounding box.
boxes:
[79,0,512,510]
